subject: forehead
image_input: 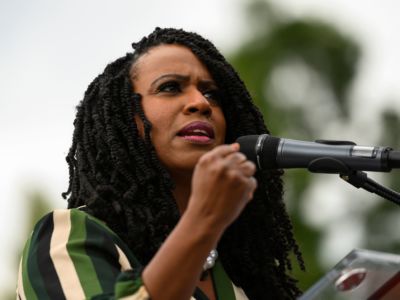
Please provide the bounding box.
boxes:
[131,44,212,81]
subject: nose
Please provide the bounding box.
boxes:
[183,89,212,117]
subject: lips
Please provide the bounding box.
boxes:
[177,121,215,143]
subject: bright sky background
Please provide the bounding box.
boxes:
[1,0,400,293]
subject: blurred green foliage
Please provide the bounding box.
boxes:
[230,0,400,292]
[7,0,400,297]
[4,191,51,300]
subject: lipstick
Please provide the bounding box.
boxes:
[177,121,215,144]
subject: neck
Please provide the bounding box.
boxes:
[171,171,193,214]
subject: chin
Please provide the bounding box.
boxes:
[164,154,203,174]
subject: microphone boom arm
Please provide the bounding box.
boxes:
[340,171,400,206]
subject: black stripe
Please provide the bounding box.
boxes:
[36,214,66,299]
[85,217,121,293]
[194,287,210,300]
[27,213,54,299]
[85,212,141,267]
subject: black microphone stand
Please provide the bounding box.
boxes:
[306,154,400,206]
[340,171,400,206]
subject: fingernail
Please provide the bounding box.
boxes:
[232,143,240,151]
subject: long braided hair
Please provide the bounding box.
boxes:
[63,27,304,299]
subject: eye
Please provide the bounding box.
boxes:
[203,89,221,105]
[157,81,181,94]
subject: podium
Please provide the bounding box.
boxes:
[299,249,400,300]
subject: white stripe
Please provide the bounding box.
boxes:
[16,258,26,300]
[116,245,132,271]
[50,210,86,299]
[232,282,249,300]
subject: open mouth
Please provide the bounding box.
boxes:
[177,121,215,143]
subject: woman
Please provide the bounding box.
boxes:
[17,28,303,300]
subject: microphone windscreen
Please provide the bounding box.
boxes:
[237,134,281,169]
[236,135,259,163]
[260,135,280,169]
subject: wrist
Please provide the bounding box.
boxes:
[182,204,226,244]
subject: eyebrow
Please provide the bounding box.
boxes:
[150,74,189,90]
[150,73,216,90]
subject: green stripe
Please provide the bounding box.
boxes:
[212,260,236,300]
[73,208,141,267]
[21,235,38,300]
[115,272,143,298]
[79,209,113,234]
[84,214,120,293]
[67,209,103,297]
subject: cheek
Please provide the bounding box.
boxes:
[215,109,227,143]
[144,110,169,134]
[134,115,145,138]
[139,109,172,152]
[140,98,167,128]
[135,99,165,136]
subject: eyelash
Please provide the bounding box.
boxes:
[157,81,181,94]
[203,90,221,104]
[157,81,221,104]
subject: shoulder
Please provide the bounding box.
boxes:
[25,207,139,270]
[29,208,112,243]
[18,208,146,299]
[32,207,115,238]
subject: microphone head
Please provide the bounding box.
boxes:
[236,134,281,170]
[236,135,259,165]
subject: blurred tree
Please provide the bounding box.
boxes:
[230,0,400,293]
[229,0,361,291]
[3,190,52,300]
[7,1,400,296]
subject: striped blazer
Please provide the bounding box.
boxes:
[17,208,249,299]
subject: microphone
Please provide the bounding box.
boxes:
[236,134,400,173]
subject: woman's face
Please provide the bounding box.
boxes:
[131,44,226,178]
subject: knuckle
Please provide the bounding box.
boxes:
[236,153,247,161]
[249,162,257,173]
[228,170,244,183]
[228,170,240,180]
[250,177,258,188]
[229,152,246,163]
[207,160,226,177]
[213,160,225,172]
[215,144,231,153]
[218,163,230,176]
[198,153,213,165]
[244,161,256,173]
